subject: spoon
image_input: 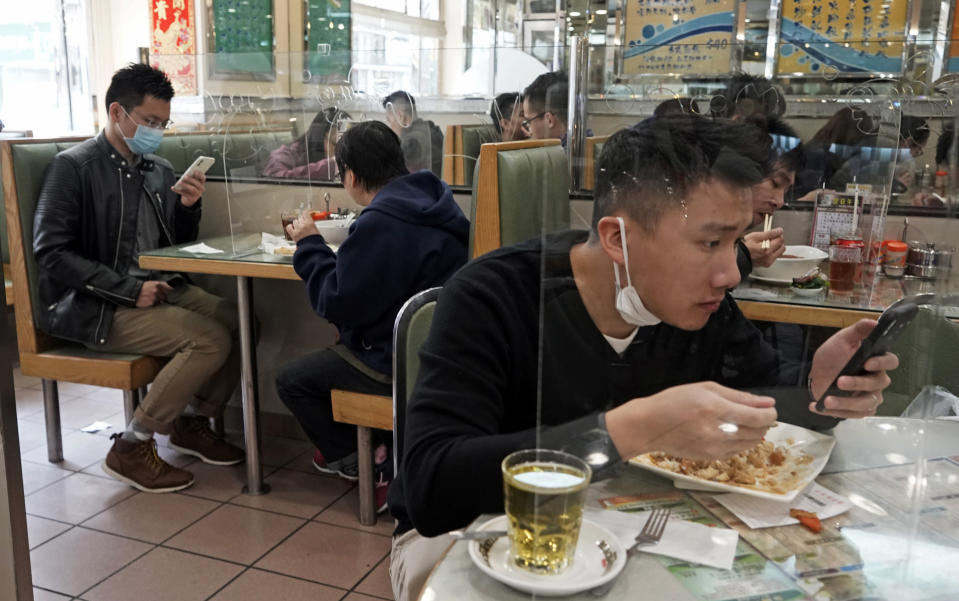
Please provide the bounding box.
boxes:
[448,529,508,541]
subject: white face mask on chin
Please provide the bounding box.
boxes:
[613,216,661,327]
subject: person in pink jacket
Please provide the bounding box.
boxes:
[263,107,351,180]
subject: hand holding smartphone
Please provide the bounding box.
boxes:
[814,302,918,412]
[173,156,215,192]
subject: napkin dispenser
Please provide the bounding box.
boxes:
[906,242,954,279]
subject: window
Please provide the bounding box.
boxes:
[351,1,442,96]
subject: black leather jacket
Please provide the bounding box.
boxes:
[33,132,201,346]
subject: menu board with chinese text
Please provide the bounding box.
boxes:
[948,5,959,72]
[151,0,197,95]
[776,0,909,76]
[622,0,738,76]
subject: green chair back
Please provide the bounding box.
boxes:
[392,287,440,470]
[10,141,82,330]
[460,125,499,188]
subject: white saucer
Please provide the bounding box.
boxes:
[791,286,826,297]
[747,274,793,286]
[467,515,627,597]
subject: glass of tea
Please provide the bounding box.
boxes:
[829,231,864,294]
[280,211,299,241]
[501,449,591,574]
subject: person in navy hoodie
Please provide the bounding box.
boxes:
[277,120,470,512]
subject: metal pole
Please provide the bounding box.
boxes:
[237,276,267,495]
[567,35,589,191]
[0,266,33,600]
[41,380,62,463]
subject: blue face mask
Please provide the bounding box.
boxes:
[119,107,164,155]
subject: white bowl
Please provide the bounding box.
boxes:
[753,245,828,281]
[314,216,354,245]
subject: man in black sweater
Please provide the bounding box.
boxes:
[388,116,898,601]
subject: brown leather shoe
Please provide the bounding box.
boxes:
[102,434,194,493]
[169,415,245,466]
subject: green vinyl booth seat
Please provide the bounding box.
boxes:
[460,124,500,188]
[470,139,570,258]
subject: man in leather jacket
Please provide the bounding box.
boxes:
[33,63,243,493]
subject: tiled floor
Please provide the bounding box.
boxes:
[9,368,395,601]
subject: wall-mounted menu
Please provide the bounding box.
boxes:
[776,0,908,76]
[305,0,351,83]
[622,0,738,76]
[212,0,275,77]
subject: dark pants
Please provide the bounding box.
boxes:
[276,348,392,462]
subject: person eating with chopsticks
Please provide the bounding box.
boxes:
[736,117,804,280]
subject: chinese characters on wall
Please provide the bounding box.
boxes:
[777,0,908,75]
[150,0,197,95]
[623,0,737,76]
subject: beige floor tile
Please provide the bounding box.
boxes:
[78,386,125,404]
[82,491,219,543]
[208,568,345,601]
[355,556,394,600]
[23,395,126,430]
[21,430,114,471]
[314,487,397,536]
[26,515,72,549]
[26,472,137,523]
[13,367,41,389]
[86,412,127,439]
[255,521,391,589]
[176,461,245,502]
[260,435,313,467]
[15,387,49,418]
[230,467,353,519]
[30,527,151,597]
[166,504,304,564]
[54,381,110,397]
[283,447,321,475]
[33,587,72,601]
[343,594,391,601]
[20,459,73,495]
[17,418,52,453]
[81,547,243,601]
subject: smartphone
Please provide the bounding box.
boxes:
[173,156,215,191]
[814,302,918,411]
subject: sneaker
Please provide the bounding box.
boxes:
[373,444,392,514]
[102,434,194,493]
[312,449,359,482]
[169,415,244,466]
[374,471,390,514]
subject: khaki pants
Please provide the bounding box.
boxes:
[91,284,240,434]
[390,529,452,601]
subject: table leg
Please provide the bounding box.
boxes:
[237,276,268,495]
[357,426,375,525]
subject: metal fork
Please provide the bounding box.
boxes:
[590,507,672,597]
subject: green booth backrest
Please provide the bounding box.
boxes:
[881,308,959,416]
[10,141,82,328]
[460,125,500,188]
[404,301,436,401]
[492,145,570,248]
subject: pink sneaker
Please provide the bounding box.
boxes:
[375,471,390,514]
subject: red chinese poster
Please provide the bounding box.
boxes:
[150,0,198,96]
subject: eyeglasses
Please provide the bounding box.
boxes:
[521,112,546,130]
[122,106,173,131]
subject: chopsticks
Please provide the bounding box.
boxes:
[761,214,772,250]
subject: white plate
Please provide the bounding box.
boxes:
[748,274,794,286]
[629,422,836,502]
[791,286,826,297]
[467,515,626,597]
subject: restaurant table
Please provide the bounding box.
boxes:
[421,417,959,600]
[733,273,959,327]
[139,233,298,495]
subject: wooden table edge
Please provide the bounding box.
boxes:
[139,255,300,280]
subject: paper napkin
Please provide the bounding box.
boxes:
[179,242,224,254]
[585,508,738,570]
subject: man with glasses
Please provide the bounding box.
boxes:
[34,63,243,493]
[521,71,569,142]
